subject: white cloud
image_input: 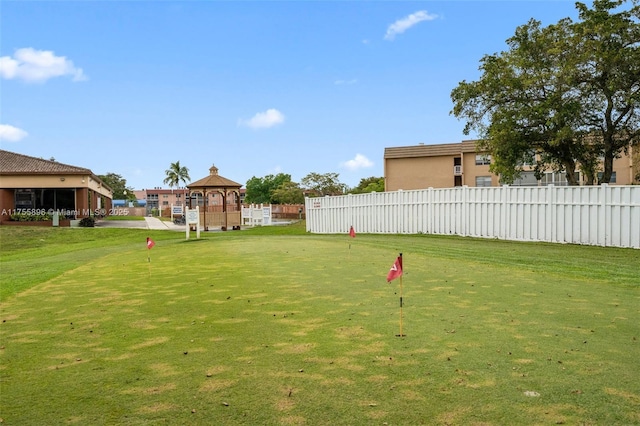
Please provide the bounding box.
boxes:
[384,10,438,41]
[0,48,87,83]
[341,154,374,171]
[334,79,358,86]
[0,124,29,142]
[238,108,285,129]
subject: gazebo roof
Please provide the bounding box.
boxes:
[187,165,242,189]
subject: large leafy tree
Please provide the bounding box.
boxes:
[244,173,292,204]
[271,181,305,204]
[97,173,134,200]
[300,172,346,197]
[451,0,640,185]
[572,0,640,183]
[163,161,191,191]
[349,176,385,194]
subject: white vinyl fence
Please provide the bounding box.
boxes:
[305,185,640,249]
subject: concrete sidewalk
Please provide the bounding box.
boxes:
[144,216,184,231]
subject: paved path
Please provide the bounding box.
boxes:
[144,217,185,231]
[95,217,185,231]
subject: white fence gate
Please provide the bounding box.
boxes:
[242,204,272,226]
[305,185,640,249]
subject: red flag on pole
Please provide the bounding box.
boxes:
[147,237,155,249]
[349,226,356,238]
[386,256,403,282]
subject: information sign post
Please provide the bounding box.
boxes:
[185,206,200,240]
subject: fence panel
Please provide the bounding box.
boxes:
[305,185,640,249]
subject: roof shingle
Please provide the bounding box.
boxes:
[0,150,92,175]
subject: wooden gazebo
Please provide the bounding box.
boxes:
[186,165,243,231]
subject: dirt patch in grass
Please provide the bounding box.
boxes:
[137,402,178,414]
[523,403,582,425]
[436,406,471,425]
[275,342,315,354]
[199,378,237,392]
[365,409,388,420]
[279,415,306,425]
[605,387,640,405]
[149,362,179,377]
[129,336,169,350]
[130,319,159,330]
[122,383,177,395]
[205,365,230,376]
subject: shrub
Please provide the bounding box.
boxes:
[10,212,52,222]
[78,217,95,227]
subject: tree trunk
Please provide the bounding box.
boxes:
[600,154,614,184]
[564,158,580,186]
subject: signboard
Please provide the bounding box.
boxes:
[187,209,199,224]
[185,206,200,240]
[172,205,183,215]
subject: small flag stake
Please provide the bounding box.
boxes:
[387,253,405,337]
[146,237,155,278]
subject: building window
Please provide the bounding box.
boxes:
[475,176,492,187]
[162,201,169,206]
[163,194,168,199]
[512,171,538,186]
[597,172,617,183]
[540,171,579,186]
[475,154,491,165]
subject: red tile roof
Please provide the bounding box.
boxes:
[0,150,92,175]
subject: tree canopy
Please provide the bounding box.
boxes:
[349,176,385,194]
[163,161,191,190]
[271,181,305,204]
[451,0,640,185]
[300,172,347,197]
[97,173,134,200]
[244,173,292,204]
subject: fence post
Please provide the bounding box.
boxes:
[600,184,609,247]
[547,185,555,243]
[461,185,468,237]
[501,185,508,239]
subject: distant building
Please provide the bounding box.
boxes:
[134,187,188,213]
[384,140,638,191]
[134,187,246,214]
[0,149,113,221]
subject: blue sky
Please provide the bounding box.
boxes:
[1,1,581,190]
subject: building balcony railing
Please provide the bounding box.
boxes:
[454,165,463,175]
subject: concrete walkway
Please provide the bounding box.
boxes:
[143,216,184,231]
[95,217,185,231]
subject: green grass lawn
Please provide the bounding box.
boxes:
[0,224,638,425]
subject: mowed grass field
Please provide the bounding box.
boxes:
[0,223,639,425]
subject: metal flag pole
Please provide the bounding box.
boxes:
[396,253,405,337]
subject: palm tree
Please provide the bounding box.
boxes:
[163,161,191,205]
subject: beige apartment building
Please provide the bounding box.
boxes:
[384,140,638,191]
